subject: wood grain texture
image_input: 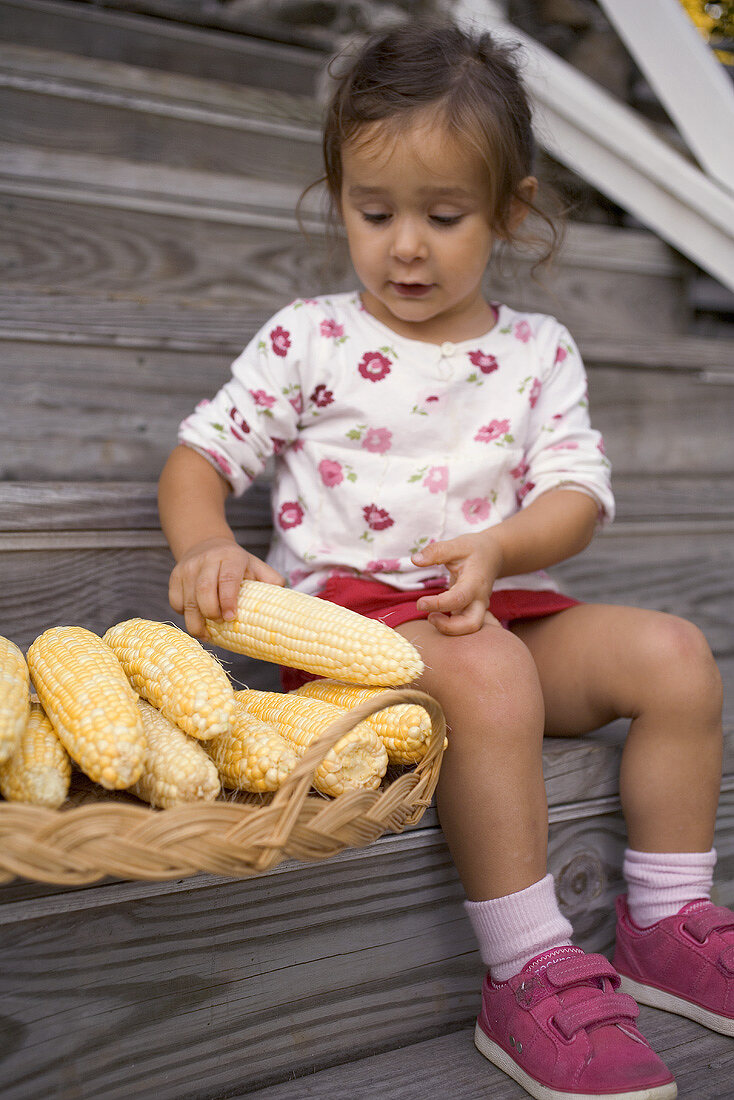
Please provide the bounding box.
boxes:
[244,1008,734,1099]
[1,791,732,1099]
[2,334,732,479]
[0,0,326,94]
[0,194,348,301]
[3,477,734,532]
[2,518,734,650]
[0,87,323,183]
[0,193,691,333]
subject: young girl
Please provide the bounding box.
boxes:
[158,22,731,1100]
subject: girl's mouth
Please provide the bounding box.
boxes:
[391,282,433,298]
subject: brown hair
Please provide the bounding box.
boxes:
[314,21,562,266]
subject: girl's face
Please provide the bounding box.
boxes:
[340,114,515,343]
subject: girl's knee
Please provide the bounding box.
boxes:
[634,613,722,713]
[427,624,544,733]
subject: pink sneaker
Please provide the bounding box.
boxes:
[614,894,734,1036]
[474,945,677,1100]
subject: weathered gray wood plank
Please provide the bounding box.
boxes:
[1,522,733,648]
[0,790,732,1099]
[1,333,732,479]
[243,1008,734,1099]
[0,194,346,301]
[3,477,734,533]
[0,0,326,94]
[0,45,323,182]
[0,189,691,333]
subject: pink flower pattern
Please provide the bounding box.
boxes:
[462,498,491,524]
[362,427,392,454]
[179,297,612,585]
[366,558,401,573]
[278,501,304,529]
[270,326,291,357]
[529,378,542,408]
[363,504,394,531]
[229,407,250,441]
[468,350,499,374]
[318,458,344,487]
[310,384,334,408]
[475,419,511,444]
[320,319,345,339]
[423,466,448,493]
[358,351,392,382]
[250,389,276,408]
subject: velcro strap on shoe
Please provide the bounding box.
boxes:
[553,992,640,1040]
[546,954,620,990]
[683,905,734,943]
[720,945,734,975]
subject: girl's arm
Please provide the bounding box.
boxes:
[412,487,598,635]
[158,445,284,638]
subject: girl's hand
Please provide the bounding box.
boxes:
[411,531,504,635]
[169,537,285,639]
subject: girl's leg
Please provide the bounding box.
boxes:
[513,604,734,1040]
[510,603,723,853]
[400,611,679,1097]
[396,618,548,901]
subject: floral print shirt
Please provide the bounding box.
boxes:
[178,293,614,595]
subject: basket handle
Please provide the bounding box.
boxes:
[262,688,446,845]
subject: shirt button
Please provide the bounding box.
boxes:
[440,341,455,357]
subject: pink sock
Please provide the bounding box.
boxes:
[464,874,573,981]
[623,847,717,928]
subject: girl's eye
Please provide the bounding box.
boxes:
[361,211,391,224]
[430,214,464,226]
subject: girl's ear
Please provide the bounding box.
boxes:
[507,175,538,233]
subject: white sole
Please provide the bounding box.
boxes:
[618,973,734,1037]
[473,1021,678,1100]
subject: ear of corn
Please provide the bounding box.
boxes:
[294,679,436,765]
[130,700,221,809]
[206,710,299,793]
[103,619,235,740]
[235,689,388,797]
[0,699,71,808]
[27,626,146,789]
[206,580,423,686]
[0,635,31,765]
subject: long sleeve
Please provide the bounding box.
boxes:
[178,305,305,496]
[518,324,614,524]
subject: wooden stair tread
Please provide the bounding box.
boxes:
[2,287,732,367]
[0,42,323,126]
[0,141,685,270]
[0,0,326,94]
[1,810,732,1098]
[243,1009,734,1099]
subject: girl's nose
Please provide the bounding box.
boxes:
[389,217,428,262]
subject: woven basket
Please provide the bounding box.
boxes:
[0,689,446,886]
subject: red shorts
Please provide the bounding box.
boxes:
[280,575,580,691]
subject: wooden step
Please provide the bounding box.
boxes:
[2,479,734,684]
[0,44,323,183]
[243,1010,734,1099]
[1,287,732,481]
[0,0,327,94]
[0,141,691,335]
[1,785,732,1099]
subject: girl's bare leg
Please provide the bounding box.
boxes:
[397,619,547,901]
[511,604,723,852]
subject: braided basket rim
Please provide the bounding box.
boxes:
[0,689,446,887]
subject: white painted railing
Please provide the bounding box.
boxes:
[454,0,734,292]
